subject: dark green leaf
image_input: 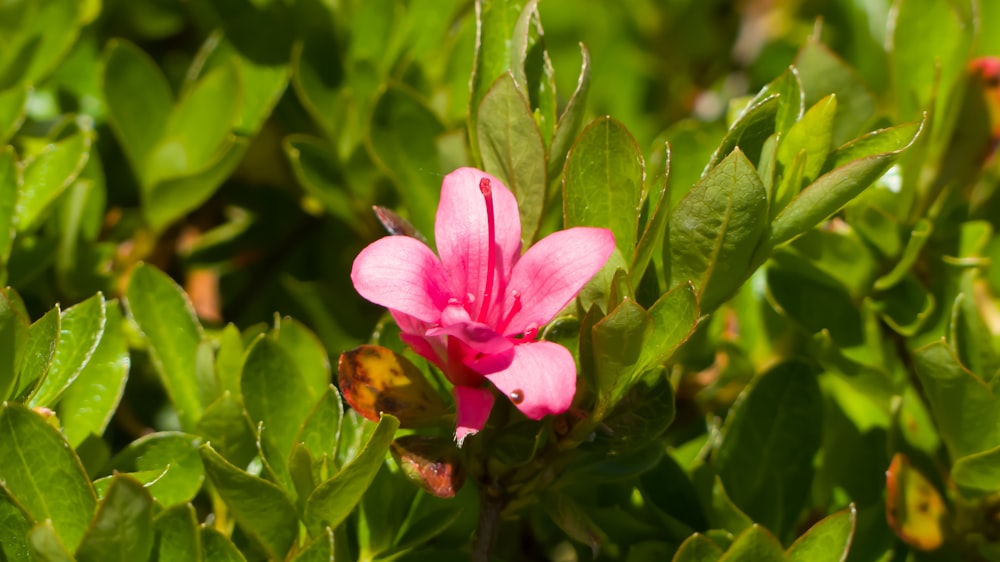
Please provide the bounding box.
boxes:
[126,263,204,430]
[476,72,547,240]
[29,292,105,408]
[75,476,154,562]
[200,444,298,559]
[669,149,768,313]
[304,414,399,534]
[58,301,129,447]
[289,527,334,562]
[641,283,699,370]
[563,116,644,256]
[590,298,651,420]
[706,95,779,172]
[0,403,95,550]
[715,361,823,539]
[283,135,360,229]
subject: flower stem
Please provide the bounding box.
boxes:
[472,484,504,562]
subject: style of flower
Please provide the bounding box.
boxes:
[351,167,615,444]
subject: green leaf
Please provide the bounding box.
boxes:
[953,443,1000,496]
[28,292,105,408]
[14,304,57,399]
[673,533,724,562]
[757,66,804,136]
[0,0,81,89]
[290,527,335,562]
[715,361,823,539]
[126,263,205,430]
[0,85,27,144]
[912,341,998,460]
[563,116,644,256]
[296,385,344,461]
[630,143,670,287]
[15,116,94,232]
[669,149,768,313]
[777,94,837,185]
[0,147,18,269]
[283,135,359,229]
[108,432,204,507]
[27,520,75,562]
[102,39,172,172]
[0,487,31,562]
[304,413,400,534]
[0,286,30,400]
[548,43,590,179]
[57,301,129,447]
[476,72,547,240]
[786,504,856,562]
[794,35,875,146]
[640,283,699,370]
[276,316,330,399]
[368,85,446,240]
[242,335,315,486]
[196,392,257,469]
[719,525,786,562]
[707,95,779,172]
[200,526,248,562]
[75,476,154,562]
[590,298,652,420]
[768,120,922,247]
[200,444,298,559]
[0,403,95,550]
[543,493,606,555]
[154,503,202,562]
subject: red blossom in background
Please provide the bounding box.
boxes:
[351,167,615,444]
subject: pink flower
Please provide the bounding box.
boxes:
[351,168,615,444]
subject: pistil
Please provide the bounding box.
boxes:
[477,177,497,324]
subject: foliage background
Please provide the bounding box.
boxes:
[1,0,1000,561]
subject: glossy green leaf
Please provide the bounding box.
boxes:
[102,39,172,172]
[0,85,27,144]
[912,341,998,459]
[641,282,699,369]
[719,525,786,562]
[777,94,837,185]
[14,304,57,399]
[196,392,257,469]
[470,0,529,156]
[200,444,298,559]
[242,335,315,485]
[564,116,644,256]
[0,286,30,400]
[669,149,768,313]
[75,476,154,562]
[108,432,204,507]
[369,85,445,239]
[304,413,400,534]
[786,504,856,562]
[476,72,546,240]
[200,526,248,562]
[794,35,875,146]
[548,43,590,179]
[154,503,201,562]
[768,120,922,247]
[58,302,129,447]
[29,292,105,408]
[126,263,205,430]
[673,533,724,562]
[0,403,95,550]
[590,298,652,420]
[715,361,823,538]
[757,66,804,136]
[15,116,94,232]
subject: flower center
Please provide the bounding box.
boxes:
[477,177,497,324]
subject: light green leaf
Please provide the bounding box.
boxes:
[630,143,670,287]
[0,147,18,268]
[0,403,95,550]
[0,85,27,144]
[476,72,547,240]
[563,116,644,257]
[641,283,699,370]
[154,503,202,562]
[912,340,997,460]
[591,298,652,420]
[75,476,154,562]
[786,504,856,562]
[548,43,590,179]
[719,525,786,562]
[0,286,30,400]
[15,116,94,232]
[276,316,330,399]
[768,120,922,247]
[108,432,204,507]
[0,487,31,562]
[296,385,344,461]
[102,39,172,172]
[126,263,204,430]
[777,94,837,185]
[304,414,399,534]
[200,444,298,559]
[14,304,58,399]
[196,392,257,469]
[673,533,724,562]
[28,292,105,408]
[669,149,768,313]
[0,0,81,89]
[715,361,823,538]
[27,520,75,562]
[706,95,779,173]
[58,301,129,447]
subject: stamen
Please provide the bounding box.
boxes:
[496,291,522,334]
[477,177,496,324]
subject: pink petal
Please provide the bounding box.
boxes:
[454,385,495,446]
[351,236,451,323]
[482,341,577,420]
[435,168,522,325]
[425,302,513,355]
[502,227,615,335]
